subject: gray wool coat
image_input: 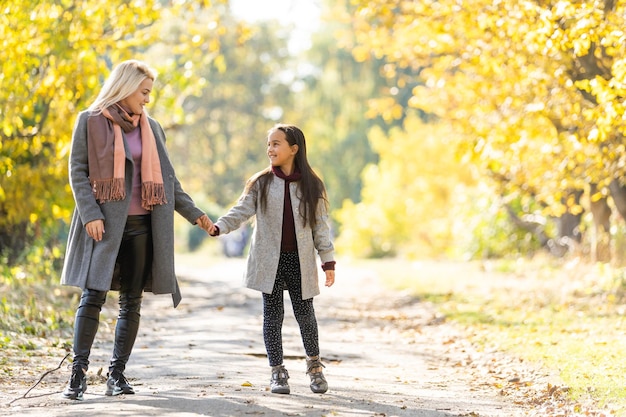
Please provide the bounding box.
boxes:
[215,173,334,300]
[60,110,205,307]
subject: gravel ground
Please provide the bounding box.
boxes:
[0,257,551,417]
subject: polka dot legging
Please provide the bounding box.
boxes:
[262,251,320,367]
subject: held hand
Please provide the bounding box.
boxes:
[324,270,335,287]
[85,219,105,241]
[196,214,214,234]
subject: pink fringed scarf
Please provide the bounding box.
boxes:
[87,104,167,210]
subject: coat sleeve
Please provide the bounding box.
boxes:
[69,111,105,226]
[312,197,335,264]
[173,175,205,223]
[215,179,258,235]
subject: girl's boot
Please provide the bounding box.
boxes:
[270,364,290,394]
[306,356,328,394]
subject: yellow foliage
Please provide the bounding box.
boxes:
[336,114,477,258]
[0,0,228,254]
[347,0,626,216]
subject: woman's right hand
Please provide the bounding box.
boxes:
[85,219,105,241]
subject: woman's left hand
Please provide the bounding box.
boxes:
[196,214,214,234]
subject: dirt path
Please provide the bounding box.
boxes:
[1,257,545,416]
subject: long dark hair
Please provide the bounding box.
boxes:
[246,124,328,229]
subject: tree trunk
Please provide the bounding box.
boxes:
[609,179,626,221]
[609,179,626,265]
[557,190,583,242]
[589,183,612,262]
[504,192,583,258]
[545,190,584,257]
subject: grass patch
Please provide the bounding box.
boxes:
[0,248,79,391]
[361,256,626,415]
[0,256,78,345]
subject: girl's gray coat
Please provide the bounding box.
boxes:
[215,174,334,300]
[61,110,204,307]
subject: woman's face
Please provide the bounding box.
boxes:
[119,77,153,115]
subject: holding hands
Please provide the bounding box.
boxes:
[196,214,215,234]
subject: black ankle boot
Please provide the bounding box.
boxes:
[62,364,87,400]
[105,370,134,396]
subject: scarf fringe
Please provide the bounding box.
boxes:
[141,181,167,211]
[92,178,126,203]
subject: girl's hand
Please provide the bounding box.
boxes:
[85,219,105,241]
[324,270,335,287]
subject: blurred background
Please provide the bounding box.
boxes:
[3,0,626,323]
[6,0,626,270]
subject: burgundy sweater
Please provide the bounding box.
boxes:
[272,167,334,272]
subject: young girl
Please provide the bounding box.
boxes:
[210,124,335,394]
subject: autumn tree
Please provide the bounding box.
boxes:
[335,115,480,258]
[343,0,626,260]
[283,1,401,215]
[0,0,228,264]
[160,17,296,208]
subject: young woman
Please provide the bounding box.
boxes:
[61,60,213,400]
[210,124,335,394]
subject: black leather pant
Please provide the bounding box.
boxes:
[71,215,152,376]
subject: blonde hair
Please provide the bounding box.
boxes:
[88,60,157,113]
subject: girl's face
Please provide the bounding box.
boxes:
[267,129,298,173]
[119,77,153,115]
